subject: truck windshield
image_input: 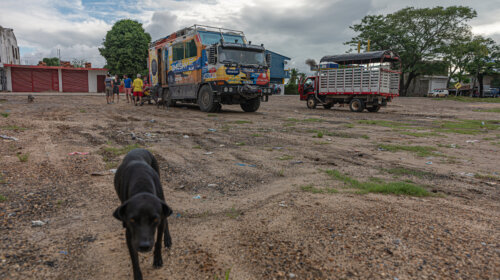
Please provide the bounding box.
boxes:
[218,48,266,66]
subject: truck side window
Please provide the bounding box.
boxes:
[172,43,184,61]
[185,40,197,58]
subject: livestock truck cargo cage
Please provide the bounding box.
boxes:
[299,50,401,112]
[148,25,272,112]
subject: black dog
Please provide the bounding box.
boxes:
[113,148,172,280]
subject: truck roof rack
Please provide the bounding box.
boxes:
[151,24,246,47]
[320,50,400,65]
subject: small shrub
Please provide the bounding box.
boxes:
[278,155,294,160]
[0,195,7,202]
[17,153,29,162]
[1,112,9,118]
[378,144,440,157]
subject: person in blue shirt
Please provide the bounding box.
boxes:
[123,75,133,104]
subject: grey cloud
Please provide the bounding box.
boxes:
[145,11,179,40]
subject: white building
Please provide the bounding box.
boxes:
[0,26,20,91]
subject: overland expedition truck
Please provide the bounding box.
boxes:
[299,50,401,112]
[148,25,273,112]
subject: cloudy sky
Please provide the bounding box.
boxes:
[1,0,500,72]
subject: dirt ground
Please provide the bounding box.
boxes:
[0,95,499,280]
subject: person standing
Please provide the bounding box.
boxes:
[132,74,144,106]
[104,74,113,104]
[112,74,121,104]
[123,75,132,103]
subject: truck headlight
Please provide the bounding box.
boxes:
[224,87,228,93]
[229,87,233,93]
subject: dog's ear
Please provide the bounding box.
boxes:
[162,202,173,217]
[113,202,128,221]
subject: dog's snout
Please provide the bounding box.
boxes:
[138,242,152,252]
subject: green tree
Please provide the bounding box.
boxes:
[99,19,151,75]
[347,6,477,95]
[42,57,60,66]
[465,36,500,97]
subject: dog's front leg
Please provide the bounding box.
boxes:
[126,228,142,280]
[164,218,172,248]
[153,220,166,268]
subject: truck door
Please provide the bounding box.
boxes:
[149,48,159,86]
[169,39,200,99]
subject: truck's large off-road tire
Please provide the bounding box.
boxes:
[240,97,261,112]
[198,85,216,112]
[366,105,381,112]
[349,98,365,112]
[307,95,317,109]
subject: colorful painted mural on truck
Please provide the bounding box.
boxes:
[148,25,272,112]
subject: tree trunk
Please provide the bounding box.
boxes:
[401,72,416,96]
[478,74,484,98]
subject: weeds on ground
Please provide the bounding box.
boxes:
[278,169,285,177]
[234,120,252,124]
[300,184,338,194]
[79,109,86,113]
[251,133,262,137]
[315,132,324,138]
[0,173,6,184]
[207,114,218,117]
[344,123,354,128]
[225,207,242,219]
[400,131,443,137]
[278,155,294,160]
[214,268,231,280]
[17,153,29,162]
[384,167,433,179]
[192,145,202,149]
[102,143,141,156]
[2,125,27,131]
[473,108,500,113]
[433,120,499,135]
[441,96,500,103]
[235,142,245,146]
[0,195,7,202]
[308,129,369,139]
[325,170,430,196]
[474,173,500,181]
[1,113,8,118]
[378,144,441,157]
[286,117,323,123]
[358,120,415,129]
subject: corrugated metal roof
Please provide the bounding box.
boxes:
[4,64,107,71]
[320,50,399,64]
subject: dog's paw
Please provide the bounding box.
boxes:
[164,237,172,248]
[153,256,163,268]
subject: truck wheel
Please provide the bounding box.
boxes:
[307,96,317,109]
[349,98,365,112]
[323,103,333,109]
[198,85,216,112]
[367,105,381,112]
[240,97,260,112]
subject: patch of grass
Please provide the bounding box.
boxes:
[102,143,141,156]
[361,135,370,139]
[235,142,245,146]
[105,161,118,170]
[325,170,430,197]
[344,123,354,128]
[0,195,6,202]
[378,144,441,157]
[207,114,217,117]
[79,109,86,113]
[300,184,338,194]
[474,173,500,181]
[308,129,369,139]
[286,117,323,123]
[315,131,324,138]
[278,155,294,160]
[2,125,27,131]
[358,120,415,129]
[192,145,202,149]
[251,133,262,137]
[278,169,285,177]
[385,167,433,179]
[473,108,500,113]
[433,120,499,135]
[0,99,7,103]
[17,153,29,162]
[482,135,500,140]
[313,141,330,145]
[214,268,231,280]
[1,112,9,118]
[234,120,252,124]
[225,207,242,219]
[400,131,443,137]
[442,96,500,103]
